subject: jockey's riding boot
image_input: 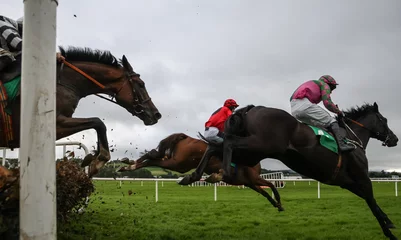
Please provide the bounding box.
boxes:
[0,54,13,72]
[329,122,355,152]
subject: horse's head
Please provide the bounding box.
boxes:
[367,102,398,147]
[344,102,398,147]
[112,55,161,125]
[58,46,162,125]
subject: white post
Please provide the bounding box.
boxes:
[141,181,143,186]
[119,180,122,187]
[317,181,321,199]
[162,181,164,187]
[214,183,217,201]
[155,180,159,202]
[19,0,58,239]
[2,148,5,166]
[396,181,398,197]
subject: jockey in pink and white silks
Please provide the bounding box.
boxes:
[290,75,355,152]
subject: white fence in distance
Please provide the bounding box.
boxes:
[92,177,400,203]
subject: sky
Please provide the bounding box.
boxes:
[2,0,401,172]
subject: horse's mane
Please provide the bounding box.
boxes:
[156,133,188,157]
[58,46,121,67]
[336,103,377,121]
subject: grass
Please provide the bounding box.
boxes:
[58,180,401,240]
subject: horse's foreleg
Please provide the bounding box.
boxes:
[118,149,163,172]
[56,115,110,177]
[344,182,397,240]
[377,205,396,229]
[178,145,215,185]
[247,185,284,212]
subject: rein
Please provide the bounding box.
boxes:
[342,115,390,148]
[62,60,106,89]
[59,59,149,115]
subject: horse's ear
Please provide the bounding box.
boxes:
[373,102,379,112]
[122,55,133,72]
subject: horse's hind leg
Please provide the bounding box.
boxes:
[222,134,284,179]
[344,182,397,240]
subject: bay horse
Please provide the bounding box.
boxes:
[116,133,284,211]
[179,102,399,240]
[0,46,162,177]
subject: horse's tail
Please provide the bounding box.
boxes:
[225,104,255,136]
[157,133,188,157]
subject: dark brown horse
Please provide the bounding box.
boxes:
[0,46,162,177]
[117,133,284,211]
[179,102,399,240]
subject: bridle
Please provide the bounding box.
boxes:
[342,113,391,149]
[59,59,151,116]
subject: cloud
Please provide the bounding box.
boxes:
[2,0,401,172]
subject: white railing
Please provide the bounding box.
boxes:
[56,141,90,174]
[1,141,90,167]
[92,177,400,202]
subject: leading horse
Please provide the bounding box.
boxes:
[179,102,399,240]
[0,46,162,177]
[117,132,284,211]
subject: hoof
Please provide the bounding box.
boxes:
[81,154,95,167]
[205,173,222,183]
[112,172,118,180]
[387,223,396,229]
[177,176,194,185]
[277,205,285,212]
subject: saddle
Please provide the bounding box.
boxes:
[0,57,22,148]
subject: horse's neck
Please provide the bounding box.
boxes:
[58,62,120,98]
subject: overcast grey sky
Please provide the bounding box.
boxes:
[2,0,401,172]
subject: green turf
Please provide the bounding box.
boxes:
[58,180,401,240]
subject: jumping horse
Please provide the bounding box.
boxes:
[0,46,162,177]
[179,102,399,240]
[117,132,284,211]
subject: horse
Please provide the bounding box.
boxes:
[116,132,284,211]
[0,46,162,177]
[178,102,399,240]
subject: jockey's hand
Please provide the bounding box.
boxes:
[56,52,65,62]
[338,111,345,118]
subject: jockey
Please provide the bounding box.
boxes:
[290,75,355,152]
[0,15,64,73]
[204,98,239,144]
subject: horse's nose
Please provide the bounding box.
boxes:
[154,112,162,120]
